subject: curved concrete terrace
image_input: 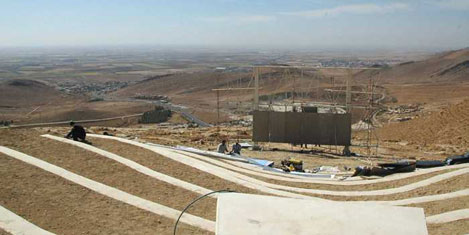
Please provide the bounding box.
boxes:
[89,134,469,197]
[426,209,469,224]
[0,146,216,233]
[42,134,215,197]
[90,134,469,186]
[0,205,55,235]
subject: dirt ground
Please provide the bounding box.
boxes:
[0,154,208,235]
[218,165,455,191]
[385,82,469,106]
[427,220,469,235]
[378,99,469,148]
[306,173,469,201]
[1,127,468,234]
[410,196,469,216]
[97,125,387,171]
[0,129,218,221]
[2,50,469,234]
[100,123,464,177]
[88,137,261,195]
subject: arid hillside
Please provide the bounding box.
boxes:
[0,79,153,125]
[378,99,469,147]
[357,48,469,84]
[0,79,73,107]
[111,68,365,107]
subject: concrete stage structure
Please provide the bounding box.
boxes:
[216,193,428,235]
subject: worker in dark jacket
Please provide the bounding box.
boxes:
[66,122,92,144]
[230,142,242,155]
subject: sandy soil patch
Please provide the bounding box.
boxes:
[0,154,209,235]
[89,137,261,195]
[427,219,469,235]
[0,229,11,235]
[0,129,217,221]
[216,163,455,191]
[306,173,469,201]
[409,196,469,216]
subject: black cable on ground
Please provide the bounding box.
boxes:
[173,189,236,235]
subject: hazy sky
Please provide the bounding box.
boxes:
[1,0,469,50]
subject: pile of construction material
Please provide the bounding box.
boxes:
[353,152,469,177]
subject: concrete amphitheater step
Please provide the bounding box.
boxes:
[90,134,469,189]
[89,134,469,197]
[426,209,469,224]
[226,159,469,185]
[42,135,469,207]
[177,149,469,195]
[375,189,469,206]
[42,134,215,197]
[0,152,209,234]
[0,146,215,233]
[0,205,54,235]
[85,136,261,195]
[88,134,323,200]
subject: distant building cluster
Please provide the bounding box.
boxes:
[318,59,394,68]
[133,94,170,102]
[57,81,128,95]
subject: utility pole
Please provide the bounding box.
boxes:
[253,67,260,150]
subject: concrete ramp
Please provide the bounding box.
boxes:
[216,193,428,235]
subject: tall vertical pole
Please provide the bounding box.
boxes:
[316,74,320,101]
[342,69,353,157]
[292,69,295,109]
[217,76,220,133]
[254,67,259,111]
[346,70,352,113]
[253,67,260,150]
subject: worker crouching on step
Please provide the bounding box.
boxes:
[65,121,92,145]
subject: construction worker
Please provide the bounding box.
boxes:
[66,121,92,145]
[217,140,228,154]
[230,142,242,155]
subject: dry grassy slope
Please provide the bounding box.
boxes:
[378,99,469,146]
[23,101,154,123]
[0,79,73,107]
[356,48,469,84]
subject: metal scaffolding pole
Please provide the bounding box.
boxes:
[254,67,260,111]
